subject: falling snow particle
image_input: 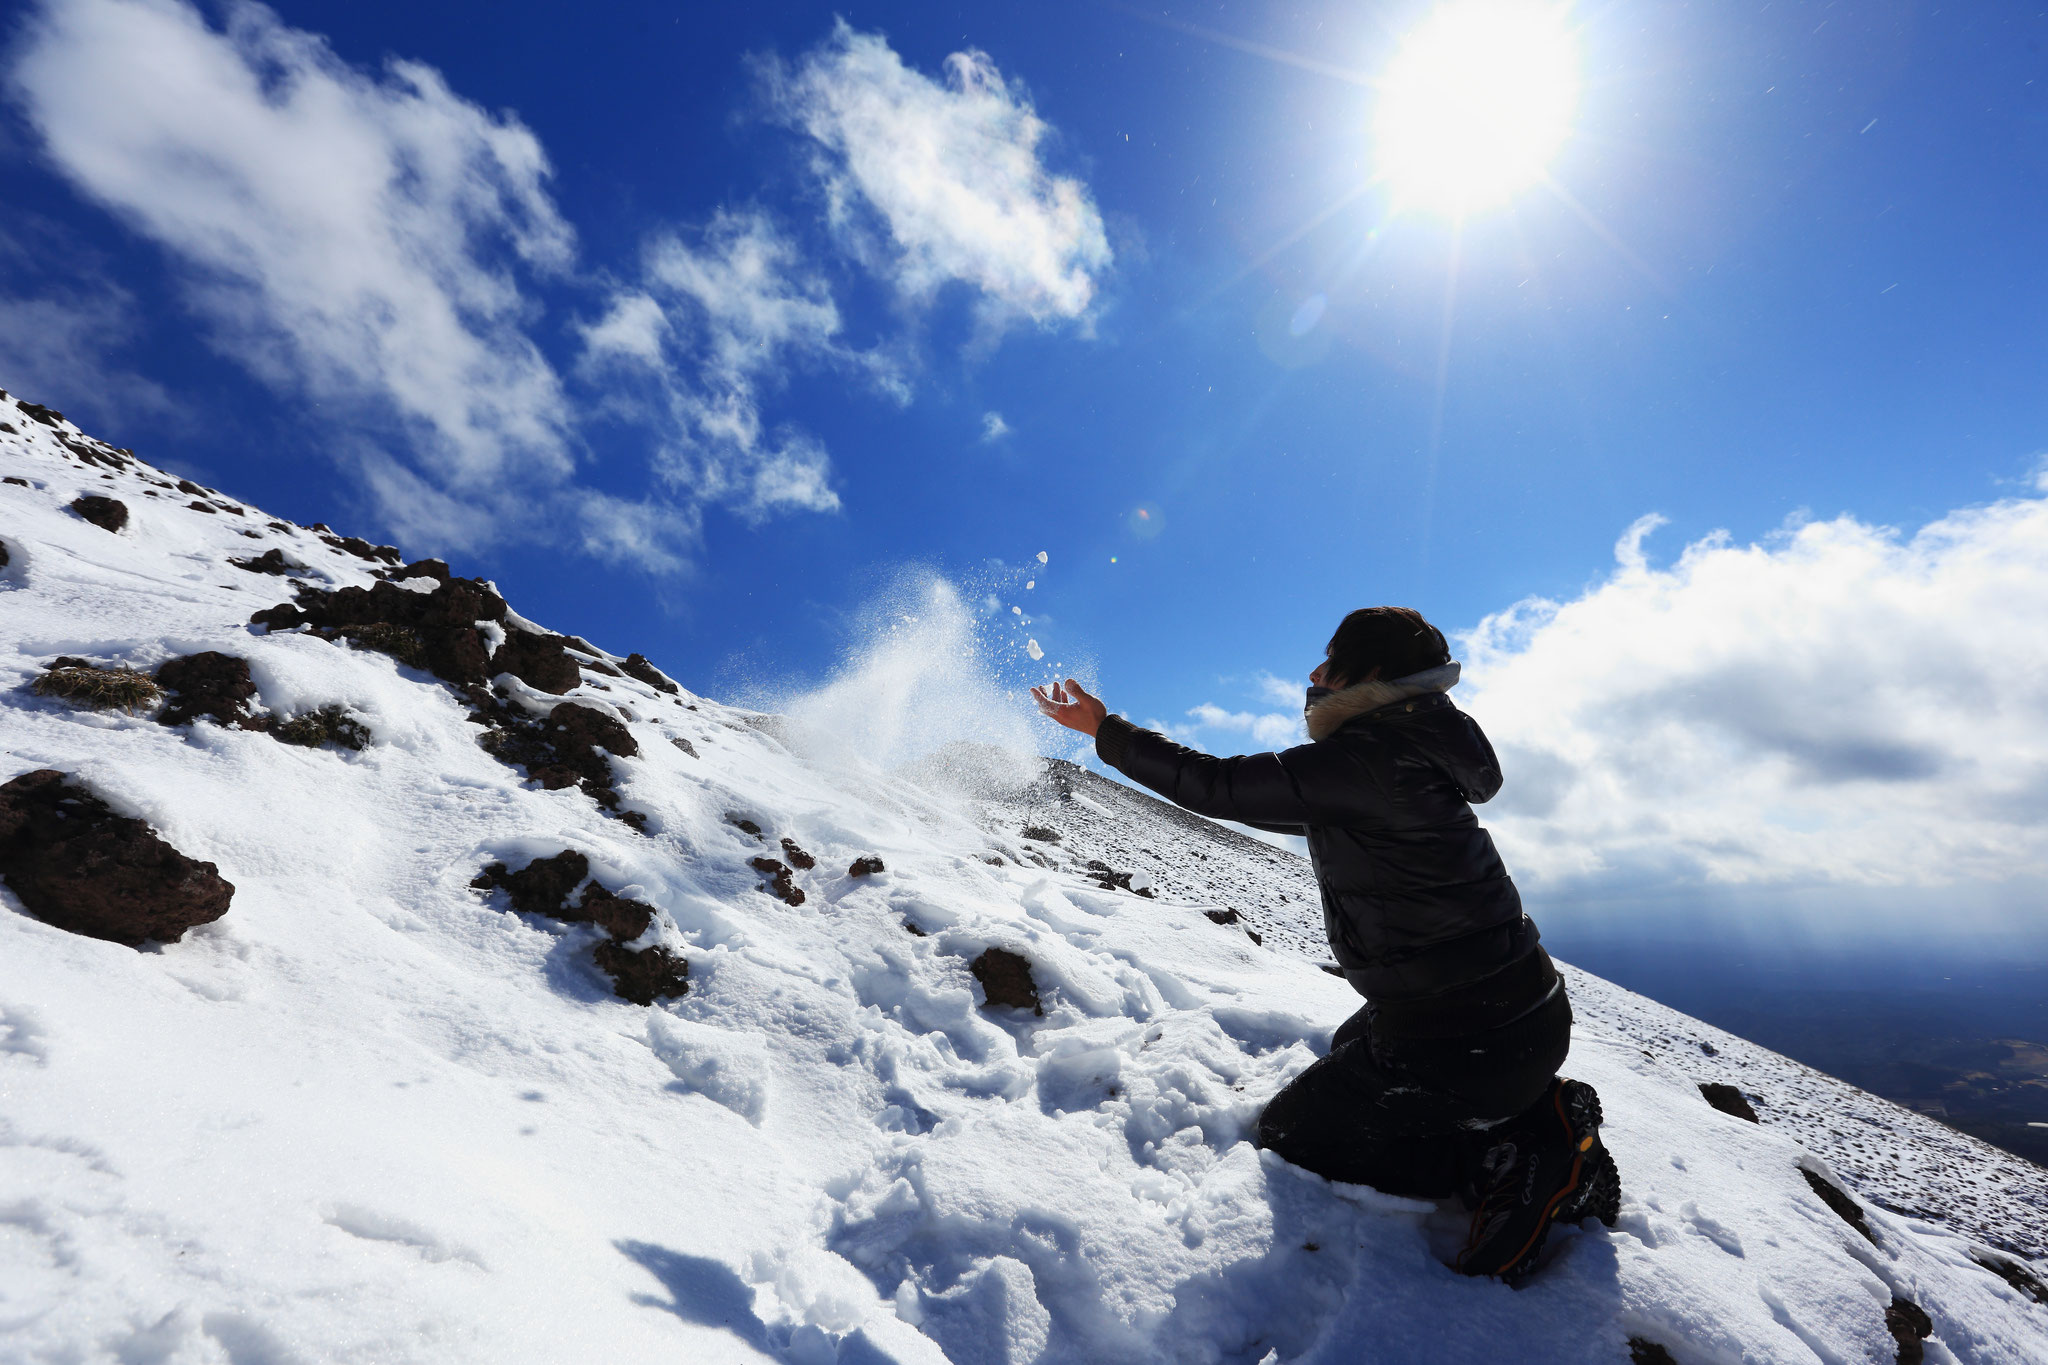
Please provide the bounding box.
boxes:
[1026,639,1044,660]
[1025,580,1035,590]
[1012,606,1022,615]
[1037,551,1048,564]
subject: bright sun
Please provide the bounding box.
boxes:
[1375,1,1580,215]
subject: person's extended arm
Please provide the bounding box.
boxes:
[1032,679,1313,831]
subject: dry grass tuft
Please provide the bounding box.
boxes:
[32,662,162,712]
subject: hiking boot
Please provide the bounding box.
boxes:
[1456,1078,1616,1281]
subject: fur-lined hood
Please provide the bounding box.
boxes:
[1304,662,1462,742]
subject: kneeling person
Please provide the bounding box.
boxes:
[1032,606,1620,1280]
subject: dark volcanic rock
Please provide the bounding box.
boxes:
[0,770,234,946]
[779,838,815,870]
[491,629,580,694]
[1971,1250,2048,1304]
[470,702,643,830]
[1800,1167,1877,1244]
[70,494,128,532]
[971,947,1042,1015]
[321,533,401,564]
[1204,908,1242,925]
[1627,1341,1676,1365]
[727,815,763,839]
[391,558,451,582]
[1885,1296,1932,1363]
[573,883,655,941]
[154,652,258,728]
[471,851,653,940]
[671,736,699,758]
[848,855,885,877]
[257,576,506,686]
[1699,1082,1760,1124]
[271,706,371,750]
[1020,825,1061,843]
[472,850,590,915]
[751,856,805,906]
[229,548,295,576]
[621,653,681,695]
[593,941,688,1005]
[550,701,638,760]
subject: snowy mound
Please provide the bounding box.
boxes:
[3,392,2046,1363]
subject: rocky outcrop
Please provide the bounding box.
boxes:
[0,770,233,945]
[253,577,504,686]
[620,653,680,695]
[471,850,674,1003]
[70,494,127,532]
[750,856,804,906]
[1801,1166,1877,1244]
[1699,1082,1760,1123]
[848,855,885,877]
[154,651,257,728]
[592,941,689,1006]
[491,627,580,694]
[473,700,645,832]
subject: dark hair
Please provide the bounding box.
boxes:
[1325,607,1450,687]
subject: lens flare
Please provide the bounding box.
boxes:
[1375,1,1580,214]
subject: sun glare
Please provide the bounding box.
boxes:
[1375,1,1580,215]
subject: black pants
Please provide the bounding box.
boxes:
[1254,986,1573,1199]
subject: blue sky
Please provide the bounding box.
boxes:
[5,0,2048,943]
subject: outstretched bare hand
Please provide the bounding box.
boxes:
[1031,678,1107,737]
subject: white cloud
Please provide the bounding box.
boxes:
[1459,479,2048,927]
[768,22,1111,328]
[1185,702,1305,749]
[1255,670,1305,706]
[584,210,865,525]
[981,410,1011,442]
[10,0,575,526]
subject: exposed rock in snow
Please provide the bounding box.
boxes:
[69,492,127,532]
[3,391,2046,1362]
[153,651,258,728]
[970,946,1043,1015]
[622,651,682,695]
[0,768,233,945]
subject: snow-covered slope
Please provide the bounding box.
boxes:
[3,392,2046,1364]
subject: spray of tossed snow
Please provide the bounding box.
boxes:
[773,570,1055,792]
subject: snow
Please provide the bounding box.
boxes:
[1025,639,1043,661]
[3,395,2047,1362]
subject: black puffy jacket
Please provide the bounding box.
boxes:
[1095,683,1539,1009]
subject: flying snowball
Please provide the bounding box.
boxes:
[1026,639,1044,660]
[1012,606,1022,615]
[1037,551,1048,563]
[1025,580,1035,590]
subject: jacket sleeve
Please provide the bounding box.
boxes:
[1096,714,1324,831]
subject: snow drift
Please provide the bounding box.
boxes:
[2,390,2046,1363]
